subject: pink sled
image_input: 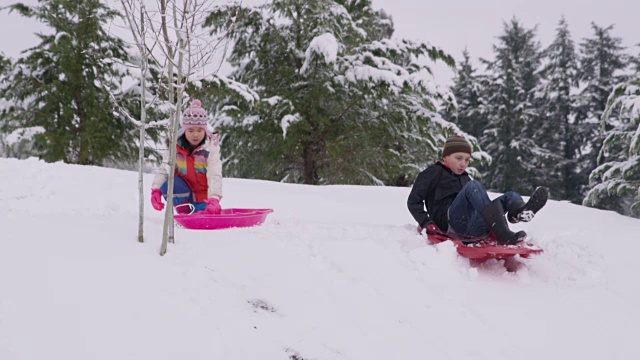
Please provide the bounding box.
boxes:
[174,208,274,230]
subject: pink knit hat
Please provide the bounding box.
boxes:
[178,99,210,137]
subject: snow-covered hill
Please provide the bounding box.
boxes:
[1,157,640,359]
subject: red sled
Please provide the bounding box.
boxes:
[424,224,543,261]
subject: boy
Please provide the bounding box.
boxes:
[407,135,548,244]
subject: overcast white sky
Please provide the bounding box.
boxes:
[373,0,638,57]
[1,0,638,84]
[371,0,639,83]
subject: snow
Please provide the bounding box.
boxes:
[199,75,260,103]
[54,31,70,44]
[5,126,45,145]
[620,85,640,121]
[2,157,640,359]
[262,96,282,106]
[300,33,340,74]
[280,113,300,137]
[240,114,260,127]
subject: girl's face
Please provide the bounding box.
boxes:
[185,128,206,146]
[443,152,471,175]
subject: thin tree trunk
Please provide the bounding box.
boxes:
[161,0,189,255]
[137,4,147,243]
[160,0,177,256]
[120,0,229,254]
[160,102,177,255]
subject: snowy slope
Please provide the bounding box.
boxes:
[1,157,640,360]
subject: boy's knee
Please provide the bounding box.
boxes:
[504,191,523,202]
[466,180,485,191]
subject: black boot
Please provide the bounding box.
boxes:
[481,199,527,245]
[507,199,526,224]
[507,187,549,224]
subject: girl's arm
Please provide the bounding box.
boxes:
[151,149,171,189]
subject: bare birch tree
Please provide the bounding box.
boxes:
[111,0,170,244]
[118,0,240,255]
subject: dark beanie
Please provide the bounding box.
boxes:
[442,135,472,157]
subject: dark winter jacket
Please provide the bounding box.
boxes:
[407,161,471,231]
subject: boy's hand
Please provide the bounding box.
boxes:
[424,222,438,234]
[418,222,437,235]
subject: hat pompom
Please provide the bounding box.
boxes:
[191,99,202,107]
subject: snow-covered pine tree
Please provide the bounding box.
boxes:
[445,49,486,140]
[583,79,640,217]
[0,53,8,87]
[0,0,142,165]
[536,17,581,203]
[632,47,640,74]
[575,23,628,200]
[205,0,482,186]
[0,53,11,157]
[478,19,546,195]
[0,54,8,76]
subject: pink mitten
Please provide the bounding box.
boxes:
[151,188,165,211]
[204,198,222,214]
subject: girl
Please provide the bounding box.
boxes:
[150,99,222,214]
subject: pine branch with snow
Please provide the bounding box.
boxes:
[584,80,640,217]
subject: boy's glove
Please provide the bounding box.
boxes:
[417,221,437,235]
[151,188,164,211]
[204,198,222,215]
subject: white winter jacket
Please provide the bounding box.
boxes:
[151,134,223,200]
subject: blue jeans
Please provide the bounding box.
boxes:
[160,176,207,212]
[448,180,523,237]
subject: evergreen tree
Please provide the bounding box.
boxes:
[446,49,486,139]
[537,17,581,202]
[478,19,546,195]
[575,23,628,199]
[0,54,10,116]
[584,80,640,217]
[0,0,143,165]
[205,0,483,185]
[0,54,8,75]
[634,47,640,76]
[0,53,11,156]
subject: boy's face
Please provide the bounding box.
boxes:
[443,152,471,175]
[185,127,206,146]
